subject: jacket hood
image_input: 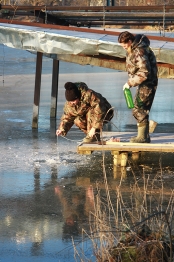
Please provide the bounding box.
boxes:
[132,34,150,50]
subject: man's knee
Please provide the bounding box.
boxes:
[74,116,87,129]
[132,108,149,123]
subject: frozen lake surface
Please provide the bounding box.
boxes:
[0,42,174,262]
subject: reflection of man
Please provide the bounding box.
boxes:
[118,31,158,143]
[31,241,43,256]
[62,214,79,240]
[55,185,95,240]
[56,82,114,143]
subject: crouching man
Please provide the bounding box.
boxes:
[56,82,114,143]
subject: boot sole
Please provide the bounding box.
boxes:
[130,137,151,143]
[129,139,151,143]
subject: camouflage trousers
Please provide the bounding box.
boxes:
[74,108,114,134]
[132,85,157,123]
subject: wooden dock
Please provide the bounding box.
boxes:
[77,132,174,169]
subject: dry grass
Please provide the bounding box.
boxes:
[74,156,174,262]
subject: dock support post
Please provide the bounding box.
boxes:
[121,152,128,167]
[113,166,126,179]
[131,151,140,161]
[112,151,128,167]
[32,52,43,129]
[113,152,121,166]
[50,59,59,118]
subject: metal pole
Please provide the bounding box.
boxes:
[50,59,59,118]
[163,3,166,37]
[32,52,43,129]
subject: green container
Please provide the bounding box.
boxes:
[124,88,134,109]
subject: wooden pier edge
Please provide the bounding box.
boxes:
[77,139,174,169]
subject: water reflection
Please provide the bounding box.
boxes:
[0,136,174,261]
[54,184,94,240]
[1,44,174,261]
[31,241,44,256]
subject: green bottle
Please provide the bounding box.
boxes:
[124,88,134,109]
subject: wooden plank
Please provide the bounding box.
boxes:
[78,143,174,153]
[78,150,92,155]
[77,132,174,154]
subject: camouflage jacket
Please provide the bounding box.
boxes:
[58,82,113,136]
[126,34,158,88]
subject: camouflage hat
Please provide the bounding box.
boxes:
[65,82,81,101]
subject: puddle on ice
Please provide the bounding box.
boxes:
[2,110,13,113]
[0,136,96,262]
[6,118,25,123]
[0,137,90,196]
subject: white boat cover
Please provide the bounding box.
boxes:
[0,23,174,65]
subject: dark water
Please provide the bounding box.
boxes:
[0,43,174,262]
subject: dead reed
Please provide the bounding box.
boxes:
[74,154,174,262]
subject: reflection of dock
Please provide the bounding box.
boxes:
[77,132,174,171]
[76,176,173,196]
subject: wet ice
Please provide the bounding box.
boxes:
[1,41,174,262]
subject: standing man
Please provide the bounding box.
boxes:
[118,31,158,143]
[56,82,114,143]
